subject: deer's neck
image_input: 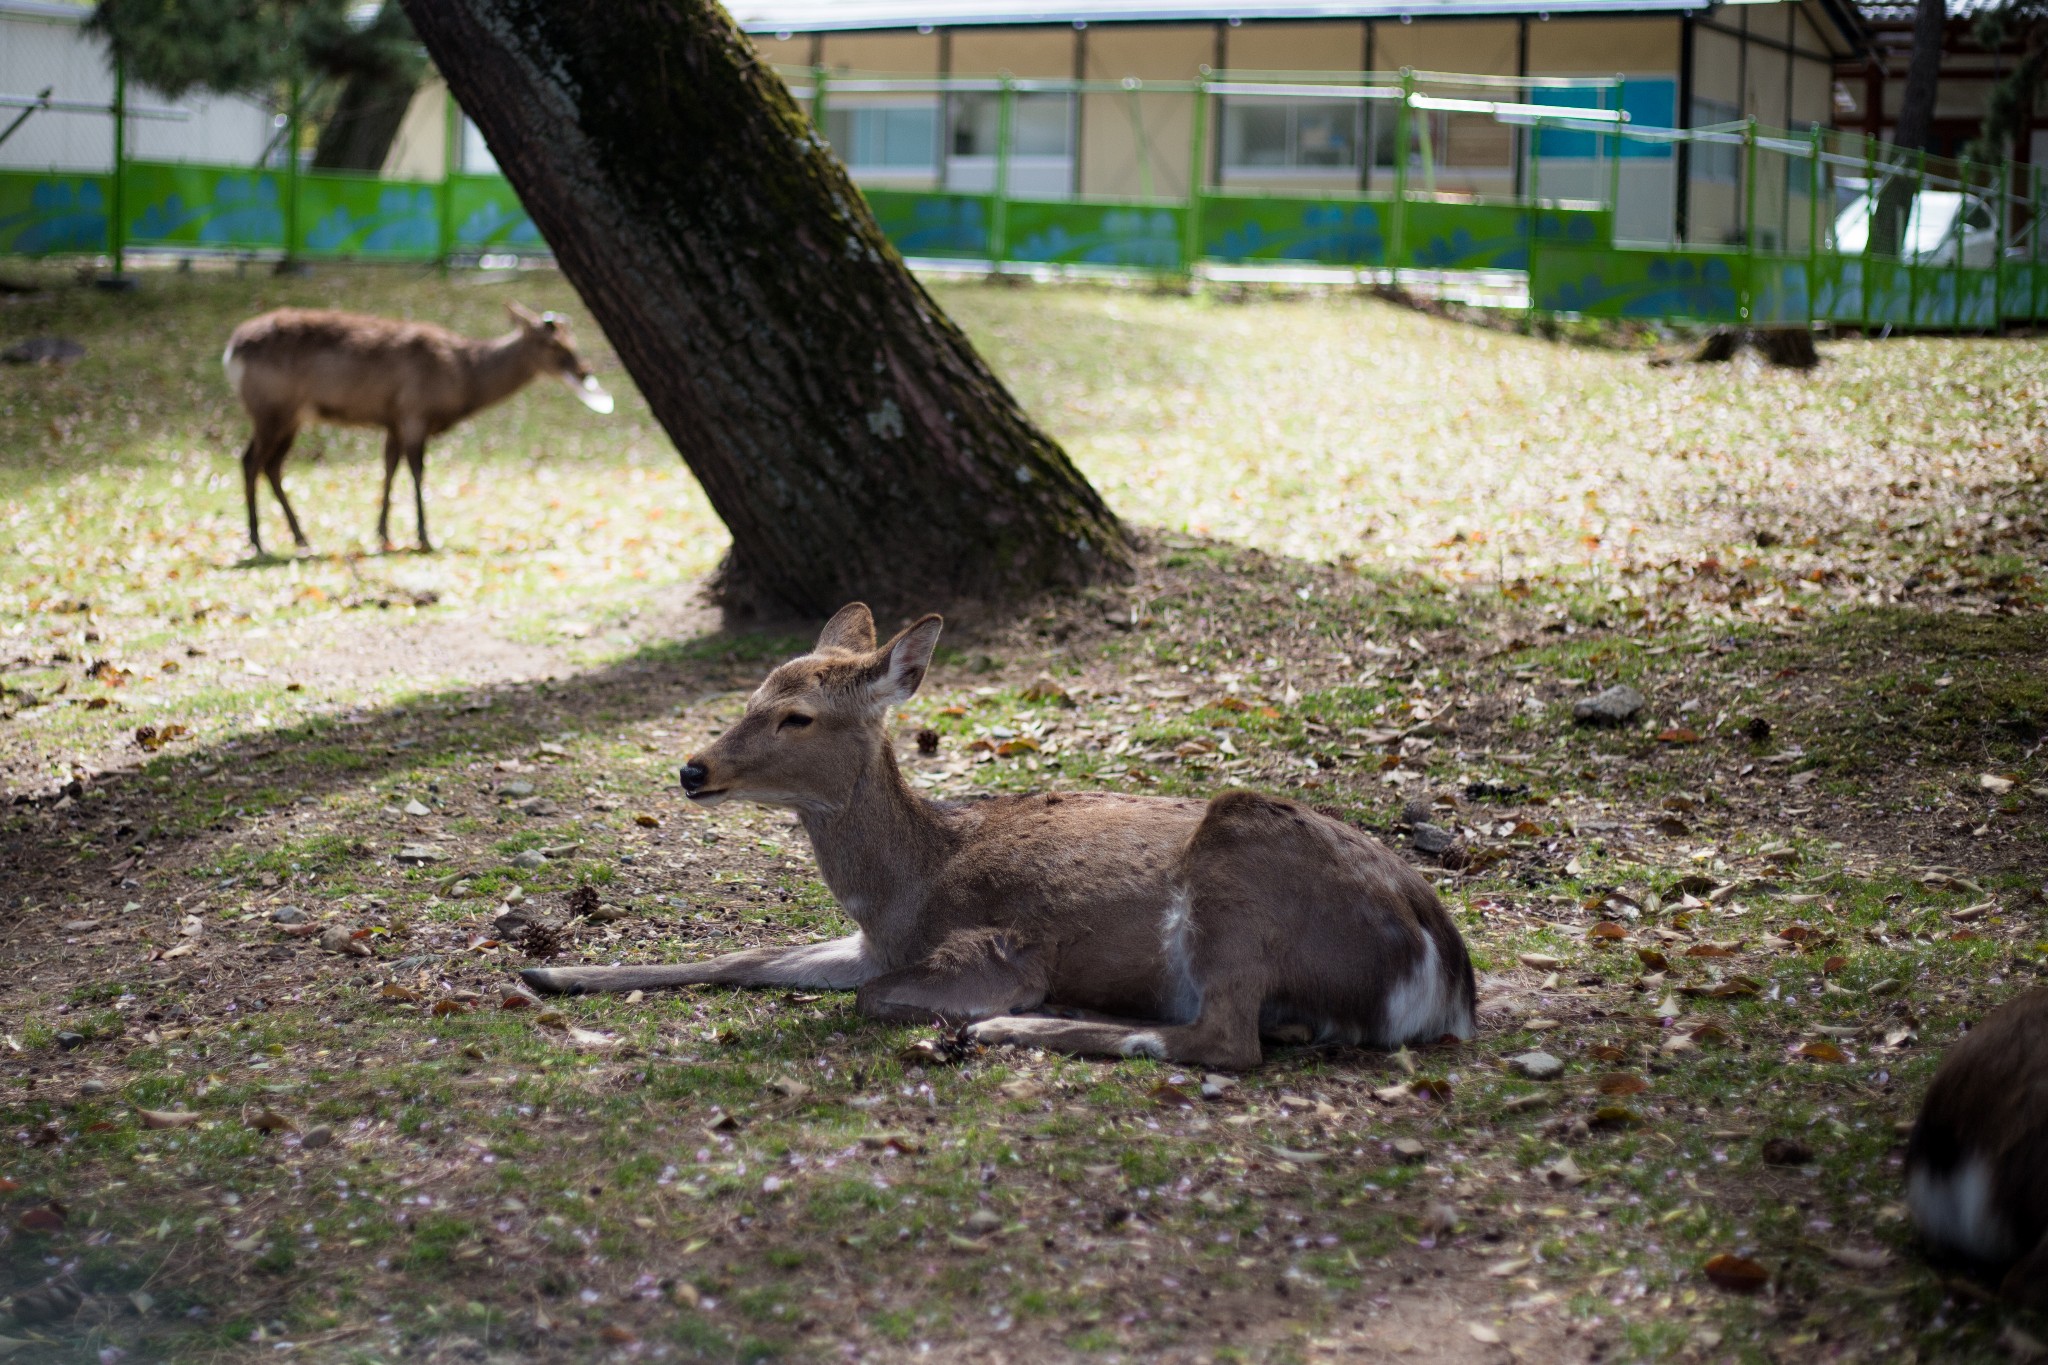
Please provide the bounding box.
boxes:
[799,744,953,964]
[461,332,544,416]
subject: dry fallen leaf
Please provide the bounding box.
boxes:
[1595,1073,1649,1096]
[1702,1253,1770,1293]
[1796,1041,1848,1064]
[137,1108,200,1130]
[1518,952,1562,971]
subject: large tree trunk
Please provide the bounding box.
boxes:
[311,69,420,171]
[399,0,1131,622]
[1873,0,1949,258]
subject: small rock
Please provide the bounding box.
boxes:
[963,1209,1003,1235]
[59,919,99,934]
[515,796,558,816]
[492,909,533,937]
[394,845,446,865]
[318,927,371,957]
[499,780,536,799]
[1410,823,1459,856]
[403,799,432,817]
[299,1124,334,1149]
[1573,685,1645,726]
[1506,1051,1564,1081]
[540,843,582,860]
[79,1079,109,1096]
[271,905,308,925]
[503,885,526,906]
[511,850,548,870]
[55,1031,86,1050]
[1200,1073,1238,1100]
[1391,1137,1429,1163]
[1422,1202,1460,1236]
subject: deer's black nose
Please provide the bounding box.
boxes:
[679,761,708,794]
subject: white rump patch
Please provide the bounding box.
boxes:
[1380,931,1470,1045]
[222,341,244,394]
[1118,1032,1167,1059]
[1159,889,1200,1023]
[1909,1155,2012,1263]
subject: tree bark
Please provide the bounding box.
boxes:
[399,0,1131,623]
[1873,0,1949,258]
[312,70,419,171]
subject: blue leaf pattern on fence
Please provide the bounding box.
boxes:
[0,177,108,255]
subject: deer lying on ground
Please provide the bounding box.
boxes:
[1906,986,2048,1306]
[222,302,612,555]
[522,604,1477,1069]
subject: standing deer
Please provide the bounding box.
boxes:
[522,604,1477,1069]
[1905,987,2048,1306]
[222,302,612,554]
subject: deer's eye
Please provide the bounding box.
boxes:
[778,713,814,731]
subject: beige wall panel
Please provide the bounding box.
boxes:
[383,78,448,180]
[1221,21,1366,73]
[819,31,939,75]
[755,32,811,67]
[1791,56,1831,128]
[1692,27,1742,107]
[1374,20,1517,76]
[949,27,1077,78]
[1745,43,1788,124]
[1526,16,1679,73]
[1083,23,1215,80]
[1080,88,1198,197]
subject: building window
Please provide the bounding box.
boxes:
[1222,99,1362,173]
[944,92,1075,195]
[1690,97,1741,184]
[825,102,940,172]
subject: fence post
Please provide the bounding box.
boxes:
[282,71,302,267]
[1527,115,1542,322]
[1391,68,1411,285]
[991,75,1013,269]
[1908,146,1926,327]
[439,87,457,271]
[109,45,126,278]
[1184,73,1207,280]
[1863,132,1877,332]
[1607,74,1624,223]
[1994,159,2007,325]
[1742,117,1757,321]
[1808,125,1821,327]
[1954,156,1970,331]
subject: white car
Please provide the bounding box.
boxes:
[1832,188,1998,267]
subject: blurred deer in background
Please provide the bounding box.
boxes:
[222,302,612,554]
[522,604,1477,1070]
[1906,987,2048,1307]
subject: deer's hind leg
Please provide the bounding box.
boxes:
[261,430,308,550]
[405,438,431,552]
[240,437,265,553]
[376,430,404,551]
[854,929,1050,1024]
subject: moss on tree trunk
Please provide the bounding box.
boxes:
[400,0,1131,622]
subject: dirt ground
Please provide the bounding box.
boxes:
[3,264,2046,1363]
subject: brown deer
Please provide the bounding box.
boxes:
[1905,987,2048,1306]
[222,302,612,555]
[522,604,1477,1069]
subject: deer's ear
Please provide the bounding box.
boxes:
[507,301,543,329]
[816,602,876,654]
[866,615,943,708]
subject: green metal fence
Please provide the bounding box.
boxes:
[4,64,2044,331]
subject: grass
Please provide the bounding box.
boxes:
[0,260,2045,1361]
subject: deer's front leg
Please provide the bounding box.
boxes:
[521,934,878,996]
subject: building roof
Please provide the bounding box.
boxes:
[730,0,1702,33]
